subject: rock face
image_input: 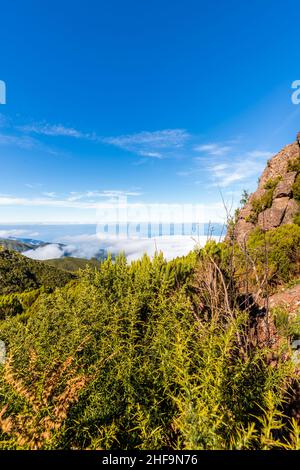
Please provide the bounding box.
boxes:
[273,172,297,198]
[257,197,290,230]
[233,135,300,243]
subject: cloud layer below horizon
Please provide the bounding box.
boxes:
[23,233,221,262]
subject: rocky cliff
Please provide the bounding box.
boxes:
[233,132,300,243]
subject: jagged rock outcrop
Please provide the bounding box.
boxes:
[233,134,300,243]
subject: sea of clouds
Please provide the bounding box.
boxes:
[22,233,222,262]
[0,226,223,262]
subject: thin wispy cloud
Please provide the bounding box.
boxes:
[104,129,189,148]
[138,151,162,158]
[0,133,41,150]
[195,143,232,156]
[67,189,142,202]
[177,137,274,192]
[25,183,43,189]
[0,112,276,205]
[13,116,191,159]
[0,195,96,209]
[0,189,142,209]
[247,150,273,158]
[0,130,61,156]
[19,122,88,139]
[103,129,190,157]
[0,113,10,128]
[18,119,190,158]
[0,229,40,239]
[209,150,273,187]
[42,192,57,198]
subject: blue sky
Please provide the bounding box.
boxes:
[0,0,300,224]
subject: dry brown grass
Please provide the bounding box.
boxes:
[0,341,89,449]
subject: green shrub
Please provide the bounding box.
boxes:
[252,190,273,216]
[293,212,300,226]
[247,224,300,283]
[287,157,300,173]
[0,295,23,319]
[292,174,300,201]
[0,288,45,320]
[273,307,300,341]
[264,176,282,190]
[240,189,250,206]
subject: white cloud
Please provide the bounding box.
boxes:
[59,233,222,262]
[25,183,43,189]
[247,150,273,159]
[23,244,65,260]
[17,122,190,159]
[0,229,39,239]
[19,123,86,139]
[210,163,229,172]
[67,190,141,202]
[209,150,272,188]
[103,129,190,157]
[22,235,199,262]
[139,151,162,158]
[0,133,40,150]
[0,196,96,209]
[0,114,10,128]
[104,129,189,148]
[0,189,142,209]
[42,192,57,198]
[2,114,195,163]
[195,143,232,156]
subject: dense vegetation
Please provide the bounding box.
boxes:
[0,227,300,450]
[0,249,74,295]
[44,256,101,272]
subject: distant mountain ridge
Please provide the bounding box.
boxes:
[0,237,48,253]
[44,257,101,272]
[0,236,110,266]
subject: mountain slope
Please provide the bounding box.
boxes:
[44,257,100,272]
[0,238,48,253]
[0,248,74,295]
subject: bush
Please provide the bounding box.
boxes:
[273,307,300,341]
[287,157,300,173]
[264,176,282,190]
[240,189,250,206]
[0,288,44,320]
[293,212,300,226]
[247,224,300,283]
[252,190,273,216]
[292,174,300,201]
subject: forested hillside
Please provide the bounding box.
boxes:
[0,249,74,320]
[0,249,74,295]
[44,256,101,272]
